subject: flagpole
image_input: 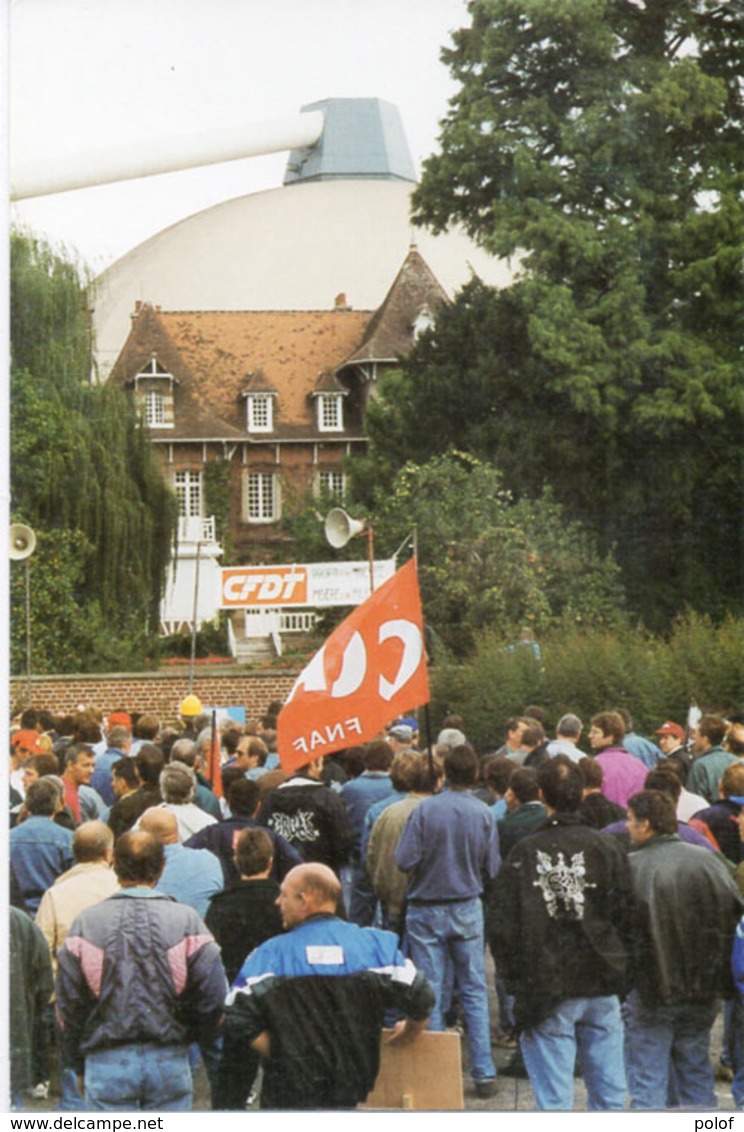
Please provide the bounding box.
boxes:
[411,528,435,786]
[422,702,436,790]
[207,707,222,797]
[188,539,202,695]
[367,523,375,593]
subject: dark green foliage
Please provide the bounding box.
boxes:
[203,460,233,563]
[9,530,153,675]
[156,614,231,660]
[371,452,626,656]
[292,451,626,657]
[10,230,178,674]
[278,485,353,565]
[432,611,744,754]
[361,0,744,626]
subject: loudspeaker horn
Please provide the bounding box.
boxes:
[9,523,36,561]
[324,508,366,550]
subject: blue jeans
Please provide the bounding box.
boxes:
[622,990,717,1110]
[520,995,626,1110]
[84,1043,192,1111]
[722,998,735,1068]
[405,897,496,1083]
[56,1017,85,1111]
[730,998,744,1107]
[494,971,516,1031]
[59,1067,85,1111]
[340,864,354,915]
[349,867,378,927]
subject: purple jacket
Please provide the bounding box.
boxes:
[595,747,648,808]
[56,888,226,1073]
[602,819,716,852]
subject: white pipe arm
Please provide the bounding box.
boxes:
[11,110,324,200]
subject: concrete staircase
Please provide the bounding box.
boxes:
[228,608,318,664]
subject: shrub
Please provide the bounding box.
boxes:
[430,614,744,753]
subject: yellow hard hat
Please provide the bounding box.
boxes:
[179,694,203,717]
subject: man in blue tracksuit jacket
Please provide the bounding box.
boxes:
[224,861,434,1109]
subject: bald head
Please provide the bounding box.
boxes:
[73,820,114,864]
[114,831,164,887]
[139,806,179,845]
[277,863,341,930]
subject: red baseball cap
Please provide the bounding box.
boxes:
[11,729,44,754]
[655,721,685,742]
[108,711,132,728]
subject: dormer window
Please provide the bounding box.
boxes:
[413,307,435,340]
[247,393,274,433]
[317,392,344,432]
[132,355,175,429]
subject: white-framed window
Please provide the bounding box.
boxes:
[317,470,346,499]
[317,393,344,432]
[247,394,273,433]
[175,470,202,518]
[136,357,174,428]
[413,308,435,339]
[145,390,165,426]
[246,471,279,523]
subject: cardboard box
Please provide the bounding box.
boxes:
[362,1029,464,1111]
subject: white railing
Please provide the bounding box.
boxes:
[178,515,216,543]
[160,619,193,636]
[281,610,318,633]
[227,616,237,659]
[271,626,283,658]
[242,608,318,636]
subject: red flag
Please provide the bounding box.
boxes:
[277,558,429,773]
[204,709,223,798]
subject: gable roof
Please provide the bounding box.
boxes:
[240,369,276,395]
[109,303,245,441]
[340,244,450,368]
[109,302,372,442]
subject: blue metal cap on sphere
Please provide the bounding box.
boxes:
[284,98,417,185]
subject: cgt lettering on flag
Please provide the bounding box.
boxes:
[287,621,423,704]
[277,559,430,773]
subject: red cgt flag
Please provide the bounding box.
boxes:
[277,558,429,774]
[204,710,223,798]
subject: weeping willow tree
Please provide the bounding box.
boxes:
[10,229,178,674]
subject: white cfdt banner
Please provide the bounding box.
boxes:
[220,560,396,609]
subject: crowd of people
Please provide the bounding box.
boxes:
[8,694,744,1112]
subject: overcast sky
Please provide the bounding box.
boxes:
[10,0,470,273]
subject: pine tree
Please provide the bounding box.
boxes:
[369,0,744,624]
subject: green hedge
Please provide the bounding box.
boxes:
[429,612,744,753]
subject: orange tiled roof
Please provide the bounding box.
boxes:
[108,248,453,443]
[110,305,373,441]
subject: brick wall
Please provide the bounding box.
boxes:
[9,666,301,723]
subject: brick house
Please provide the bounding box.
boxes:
[108,245,449,643]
